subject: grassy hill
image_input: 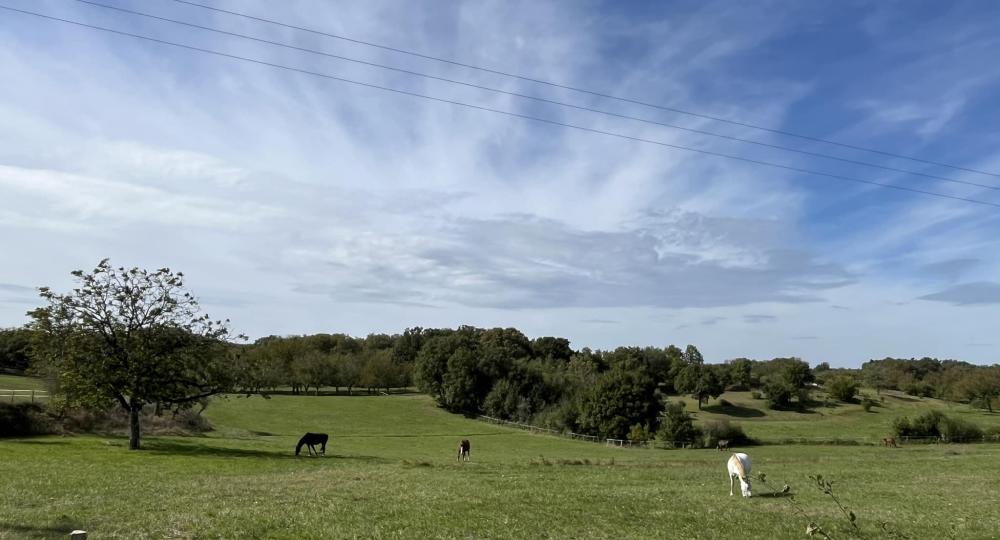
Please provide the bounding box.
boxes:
[2,376,1000,538]
[675,389,1000,442]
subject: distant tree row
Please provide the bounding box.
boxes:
[234,332,414,395]
[854,357,1000,412]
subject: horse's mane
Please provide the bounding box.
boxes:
[730,453,747,479]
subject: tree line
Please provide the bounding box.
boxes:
[4,260,998,450]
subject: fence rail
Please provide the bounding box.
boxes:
[0,389,50,403]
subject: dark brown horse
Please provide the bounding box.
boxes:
[296,432,328,456]
[717,439,730,451]
[458,439,471,461]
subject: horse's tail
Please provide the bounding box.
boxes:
[295,436,307,456]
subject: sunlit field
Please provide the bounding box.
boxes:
[2,384,1000,539]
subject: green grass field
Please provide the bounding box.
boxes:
[0,375,46,392]
[2,377,1000,539]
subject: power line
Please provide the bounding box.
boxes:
[3,4,999,210]
[69,0,1000,193]
[165,0,1000,179]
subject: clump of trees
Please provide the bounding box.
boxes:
[893,410,984,442]
[235,332,413,396]
[861,358,1000,412]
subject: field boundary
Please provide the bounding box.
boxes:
[0,389,49,403]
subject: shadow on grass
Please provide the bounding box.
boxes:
[0,517,82,539]
[757,492,794,499]
[142,439,388,463]
[702,403,766,418]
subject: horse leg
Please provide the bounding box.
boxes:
[730,473,735,496]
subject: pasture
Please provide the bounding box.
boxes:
[2,384,1000,538]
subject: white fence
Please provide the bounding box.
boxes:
[0,389,50,403]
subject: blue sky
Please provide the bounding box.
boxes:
[1,0,999,366]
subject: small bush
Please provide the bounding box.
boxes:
[628,423,653,442]
[894,411,982,442]
[750,391,762,400]
[939,417,983,443]
[825,375,859,402]
[0,403,58,437]
[903,381,934,398]
[860,395,878,412]
[656,402,701,448]
[702,419,754,448]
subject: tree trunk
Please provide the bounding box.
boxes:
[128,404,141,450]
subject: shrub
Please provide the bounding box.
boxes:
[939,416,983,443]
[0,403,58,437]
[894,410,982,442]
[701,419,754,448]
[763,380,794,409]
[825,375,859,402]
[718,398,733,408]
[903,380,934,398]
[750,391,762,400]
[656,402,701,448]
[627,423,653,442]
[860,395,878,412]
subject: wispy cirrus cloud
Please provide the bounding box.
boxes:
[0,0,998,365]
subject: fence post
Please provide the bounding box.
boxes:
[31,390,35,403]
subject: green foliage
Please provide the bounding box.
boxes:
[627,422,653,442]
[577,362,662,439]
[701,419,753,447]
[674,362,724,409]
[0,327,33,373]
[825,375,859,402]
[894,410,984,442]
[656,402,701,447]
[28,260,241,449]
[726,358,754,390]
[0,402,56,437]
[764,379,795,409]
[751,390,762,399]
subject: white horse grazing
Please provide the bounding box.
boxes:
[727,452,752,497]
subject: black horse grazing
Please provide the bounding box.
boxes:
[296,432,328,456]
[458,439,471,461]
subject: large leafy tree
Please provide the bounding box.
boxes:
[29,260,241,450]
[674,363,724,409]
[960,367,1000,413]
[577,361,662,439]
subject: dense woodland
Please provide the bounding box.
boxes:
[4,324,998,440]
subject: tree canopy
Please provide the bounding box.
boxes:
[29,259,241,449]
